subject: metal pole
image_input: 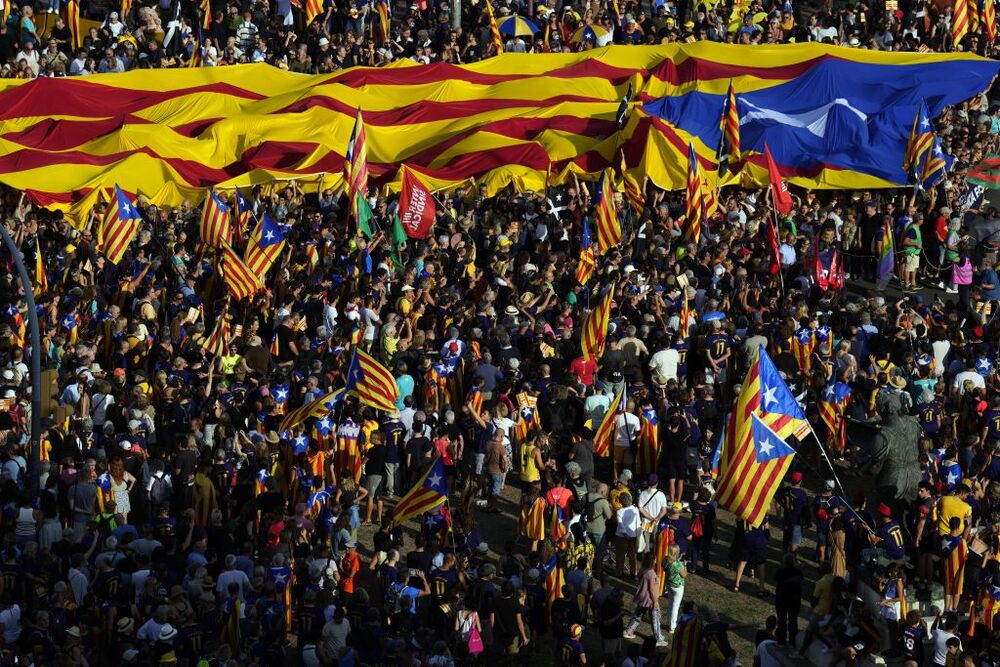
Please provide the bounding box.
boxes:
[0,225,41,496]
[452,0,460,29]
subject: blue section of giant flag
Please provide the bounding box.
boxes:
[641,57,1000,184]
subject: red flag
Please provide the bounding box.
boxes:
[398,166,436,239]
[765,144,793,216]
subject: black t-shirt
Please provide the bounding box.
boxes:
[491,594,522,639]
[406,549,434,575]
[366,443,387,472]
[405,435,431,466]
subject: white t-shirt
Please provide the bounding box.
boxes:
[638,488,668,524]
[217,568,251,599]
[614,412,641,448]
[649,349,678,381]
[616,506,640,538]
[932,628,959,664]
[953,370,985,395]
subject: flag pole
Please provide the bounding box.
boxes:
[804,423,876,535]
[768,188,786,298]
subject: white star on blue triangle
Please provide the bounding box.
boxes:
[758,345,806,420]
[750,413,795,464]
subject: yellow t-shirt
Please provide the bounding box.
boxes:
[938,495,971,536]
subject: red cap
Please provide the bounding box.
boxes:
[816,509,829,521]
[973,326,985,339]
[790,471,803,483]
[877,503,892,517]
[449,341,459,352]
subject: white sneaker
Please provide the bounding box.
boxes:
[945,287,958,294]
[938,281,946,289]
[623,631,636,639]
[656,640,670,647]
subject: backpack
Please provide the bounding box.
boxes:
[150,474,172,506]
[385,580,404,613]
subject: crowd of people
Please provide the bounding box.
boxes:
[0,0,996,666]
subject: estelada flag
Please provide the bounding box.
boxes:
[398,166,435,239]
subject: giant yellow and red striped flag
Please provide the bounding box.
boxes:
[684,140,705,245]
[593,386,624,457]
[66,0,81,50]
[200,190,232,247]
[714,346,809,527]
[581,285,613,361]
[620,153,645,214]
[0,47,996,228]
[344,348,400,412]
[593,169,621,254]
[954,0,971,44]
[345,108,369,223]
[121,0,132,20]
[986,0,997,41]
[220,242,262,300]
[393,457,448,524]
[34,238,47,296]
[244,212,285,279]
[98,185,142,265]
[486,0,504,55]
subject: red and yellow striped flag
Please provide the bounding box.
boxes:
[593,169,622,254]
[684,141,705,245]
[519,496,546,541]
[543,556,564,623]
[98,185,142,265]
[121,0,132,20]
[985,0,997,40]
[244,212,285,279]
[34,238,47,295]
[200,0,211,30]
[593,386,623,457]
[486,0,504,55]
[279,388,343,433]
[971,0,981,33]
[581,285,613,361]
[654,527,673,595]
[200,190,232,248]
[345,109,369,223]
[66,0,81,50]
[943,534,968,596]
[575,219,595,285]
[714,347,809,527]
[202,313,229,358]
[305,0,324,25]
[346,349,400,413]
[220,242,262,300]
[393,458,448,524]
[954,0,971,44]
[620,153,645,214]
